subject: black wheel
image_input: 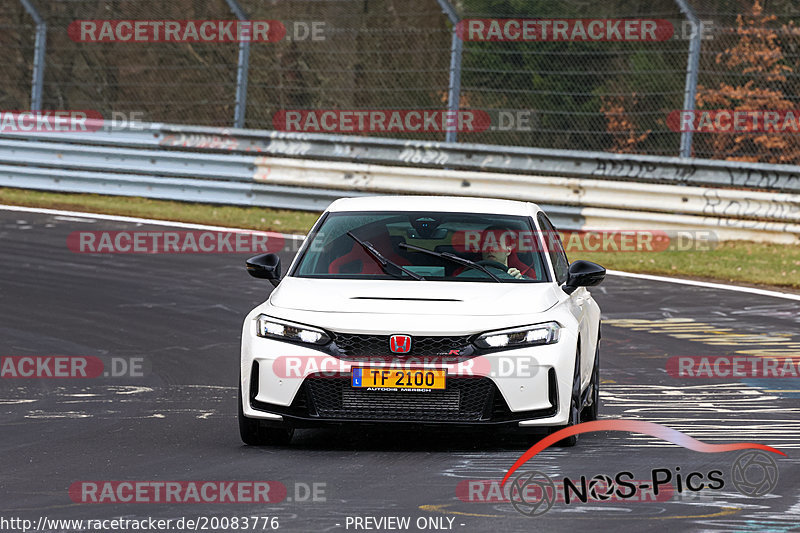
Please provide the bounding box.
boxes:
[581,343,600,423]
[238,380,294,446]
[551,349,581,447]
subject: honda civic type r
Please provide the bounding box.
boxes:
[239,196,605,445]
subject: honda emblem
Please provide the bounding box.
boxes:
[389,334,412,354]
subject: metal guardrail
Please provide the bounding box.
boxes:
[0,139,255,181]
[0,164,345,212]
[252,156,800,224]
[6,121,800,193]
[1,120,799,244]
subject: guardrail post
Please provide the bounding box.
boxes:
[436,0,462,144]
[225,0,250,128]
[674,0,702,158]
[19,0,47,111]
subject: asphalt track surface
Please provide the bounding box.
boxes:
[1,209,799,533]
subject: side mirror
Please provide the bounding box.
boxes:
[246,253,281,287]
[563,260,605,295]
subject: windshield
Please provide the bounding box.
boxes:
[291,211,550,282]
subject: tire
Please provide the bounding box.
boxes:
[581,343,600,423]
[550,348,581,447]
[238,380,294,446]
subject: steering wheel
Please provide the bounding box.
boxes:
[475,260,509,272]
[475,260,528,279]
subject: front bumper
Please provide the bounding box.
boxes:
[249,370,558,428]
[241,319,578,428]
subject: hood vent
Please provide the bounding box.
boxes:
[350,297,462,302]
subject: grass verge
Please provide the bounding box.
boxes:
[569,243,800,291]
[0,187,319,234]
[2,187,798,290]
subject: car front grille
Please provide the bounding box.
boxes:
[332,333,473,358]
[302,374,494,422]
[253,369,560,424]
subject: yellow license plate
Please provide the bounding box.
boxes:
[351,368,446,390]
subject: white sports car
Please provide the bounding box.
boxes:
[239,196,604,445]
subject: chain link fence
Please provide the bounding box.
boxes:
[458,0,689,155]
[2,0,800,163]
[691,0,800,163]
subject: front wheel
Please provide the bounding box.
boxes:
[581,343,600,423]
[238,380,294,446]
[550,349,581,447]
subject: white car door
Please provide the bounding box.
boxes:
[538,213,592,388]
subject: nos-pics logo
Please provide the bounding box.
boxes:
[502,420,783,517]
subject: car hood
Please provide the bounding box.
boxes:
[268,277,561,316]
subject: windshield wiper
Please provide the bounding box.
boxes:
[346,232,424,281]
[398,242,502,283]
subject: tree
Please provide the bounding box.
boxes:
[695,0,800,163]
[600,93,650,153]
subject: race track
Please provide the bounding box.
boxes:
[1,208,798,533]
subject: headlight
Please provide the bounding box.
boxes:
[474,321,561,349]
[255,315,331,345]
